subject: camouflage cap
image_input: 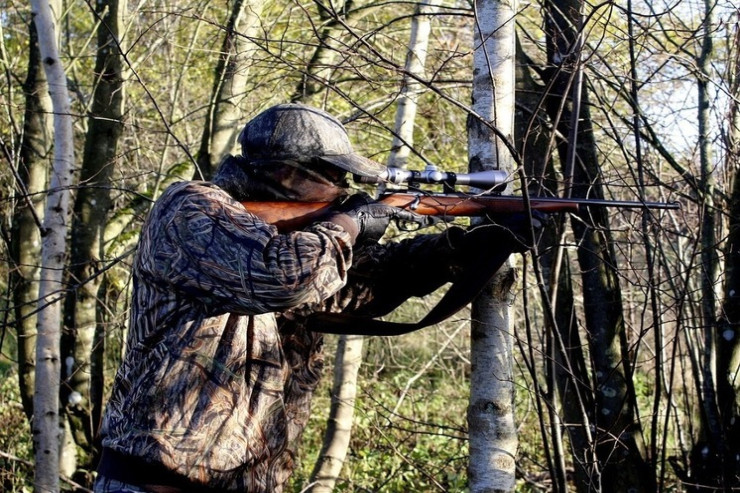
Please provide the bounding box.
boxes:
[238,103,386,178]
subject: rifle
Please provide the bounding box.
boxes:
[246,167,679,335]
[241,166,680,232]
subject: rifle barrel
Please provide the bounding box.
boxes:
[531,196,681,210]
[240,193,680,231]
[380,193,681,215]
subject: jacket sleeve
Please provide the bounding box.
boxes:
[136,182,355,314]
[280,227,470,320]
[298,222,524,320]
[341,229,466,317]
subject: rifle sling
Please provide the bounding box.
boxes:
[306,247,514,336]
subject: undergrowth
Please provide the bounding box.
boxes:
[0,321,549,492]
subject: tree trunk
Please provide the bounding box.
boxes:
[307,335,363,492]
[61,0,126,471]
[196,0,264,179]
[291,0,355,104]
[30,0,75,488]
[467,0,518,491]
[515,38,594,492]
[692,0,726,489]
[541,0,654,489]
[307,6,438,488]
[10,15,53,421]
[572,81,652,493]
[387,0,439,169]
[708,9,740,492]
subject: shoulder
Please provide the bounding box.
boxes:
[158,180,229,205]
[150,181,247,218]
[146,181,278,244]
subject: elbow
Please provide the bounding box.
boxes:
[264,265,347,311]
[261,229,352,310]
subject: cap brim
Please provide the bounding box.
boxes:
[319,154,387,178]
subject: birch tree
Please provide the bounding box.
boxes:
[29,0,75,488]
[387,0,439,169]
[467,0,518,490]
[196,0,264,179]
[2,0,735,489]
[290,0,356,103]
[307,5,439,489]
[10,13,53,420]
[307,334,363,492]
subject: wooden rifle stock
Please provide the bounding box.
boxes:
[240,200,333,232]
[241,193,680,231]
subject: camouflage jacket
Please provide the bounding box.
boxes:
[99,180,458,492]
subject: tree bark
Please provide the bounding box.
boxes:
[542,0,653,489]
[307,6,438,488]
[61,0,126,470]
[11,14,54,421]
[291,0,355,104]
[30,0,75,488]
[467,0,518,491]
[307,335,363,492]
[196,0,264,179]
[709,9,740,492]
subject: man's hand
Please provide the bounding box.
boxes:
[442,211,546,257]
[330,192,425,243]
[485,211,547,252]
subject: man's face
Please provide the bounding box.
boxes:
[253,159,349,202]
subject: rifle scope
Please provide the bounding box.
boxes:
[356,166,509,190]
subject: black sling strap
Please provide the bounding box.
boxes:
[306,245,516,337]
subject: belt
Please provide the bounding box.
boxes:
[97,448,218,493]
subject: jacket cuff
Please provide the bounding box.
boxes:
[324,213,359,243]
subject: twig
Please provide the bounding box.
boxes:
[0,450,93,492]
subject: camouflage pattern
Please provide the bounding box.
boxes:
[99,180,460,491]
[239,103,386,178]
